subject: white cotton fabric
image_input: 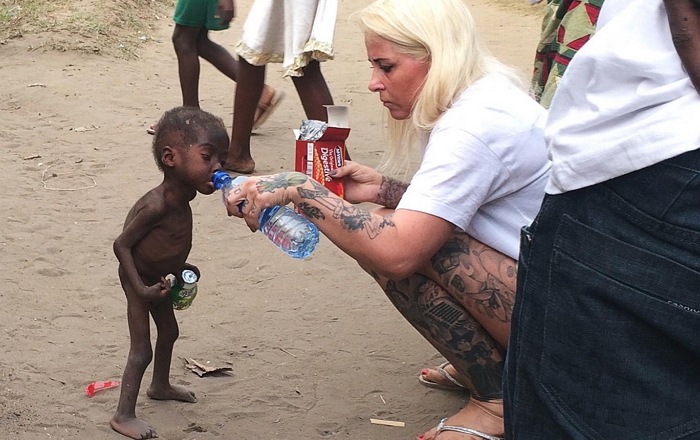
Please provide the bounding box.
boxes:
[544,0,700,194]
[236,0,337,77]
[397,74,551,259]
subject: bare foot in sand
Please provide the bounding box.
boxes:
[224,157,255,174]
[146,384,197,402]
[110,414,157,439]
[419,399,504,440]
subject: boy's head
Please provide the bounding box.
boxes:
[152,106,229,172]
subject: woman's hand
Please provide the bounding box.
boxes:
[332,161,408,209]
[225,172,308,231]
[330,161,384,204]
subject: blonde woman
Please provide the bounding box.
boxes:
[227,0,549,438]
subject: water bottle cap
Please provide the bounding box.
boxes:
[211,171,231,189]
[181,269,198,284]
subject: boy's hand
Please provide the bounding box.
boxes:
[181,263,201,282]
[142,277,170,303]
[218,0,234,26]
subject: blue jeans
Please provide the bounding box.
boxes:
[505,149,700,440]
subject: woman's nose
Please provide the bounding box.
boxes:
[368,70,384,93]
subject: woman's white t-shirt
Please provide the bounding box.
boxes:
[397,73,550,259]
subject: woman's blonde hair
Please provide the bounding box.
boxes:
[355,0,525,169]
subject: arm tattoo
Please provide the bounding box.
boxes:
[255,172,308,194]
[297,179,395,239]
[297,202,325,220]
[377,176,408,209]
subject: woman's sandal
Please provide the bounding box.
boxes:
[418,361,469,392]
[435,418,504,440]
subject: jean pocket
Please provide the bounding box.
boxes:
[538,214,700,440]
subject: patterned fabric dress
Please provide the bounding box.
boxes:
[532,0,604,108]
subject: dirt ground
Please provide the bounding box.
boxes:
[0,1,542,439]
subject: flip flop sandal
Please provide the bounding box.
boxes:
[252,89,285,130]
[418,361,469,392]
[146,124,157,135]
[435,417,504,440]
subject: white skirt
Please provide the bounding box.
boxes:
[236,0,337,77]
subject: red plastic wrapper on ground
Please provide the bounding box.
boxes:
[85,380,120,397]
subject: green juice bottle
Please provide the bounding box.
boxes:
[170,269,198,310]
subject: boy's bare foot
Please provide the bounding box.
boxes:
[110,414,157,439]
[224,157,256,174]
[419,399,504,440]
[146,384,197,403]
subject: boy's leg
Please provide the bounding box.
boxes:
[147,297,196,402]
[292,61,350,159]
[111,287,157,439]
[172,24,204,108]
[227,57,265,173]
[196,28,238,81]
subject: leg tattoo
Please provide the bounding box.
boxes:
[424,232,516,347]
[381,275,504,400]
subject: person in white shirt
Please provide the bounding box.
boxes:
[505,0,700,438]
[225,0,550,438]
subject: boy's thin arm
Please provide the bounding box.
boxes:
[665,0,700,92]
[113,201,167,296]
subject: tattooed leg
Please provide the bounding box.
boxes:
[420,231,516,348]
[374,272,504,401]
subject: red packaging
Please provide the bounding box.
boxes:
[294,106,350,198]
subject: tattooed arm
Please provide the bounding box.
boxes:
[227,172,454,280]
[665,0,700,92]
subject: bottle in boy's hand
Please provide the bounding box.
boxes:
[212,171,320,259]
[170,269,198,310]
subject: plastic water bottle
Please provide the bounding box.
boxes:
[212,171,320,259]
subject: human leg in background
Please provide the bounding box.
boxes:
[227,57,266,174]
[291,60,333,121]
[172,24,205,108]
[195,27,239,82]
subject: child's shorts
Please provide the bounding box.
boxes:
[173,0,229,31]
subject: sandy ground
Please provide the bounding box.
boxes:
[0,1,541,439]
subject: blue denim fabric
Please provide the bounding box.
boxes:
[505,149,700,440]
